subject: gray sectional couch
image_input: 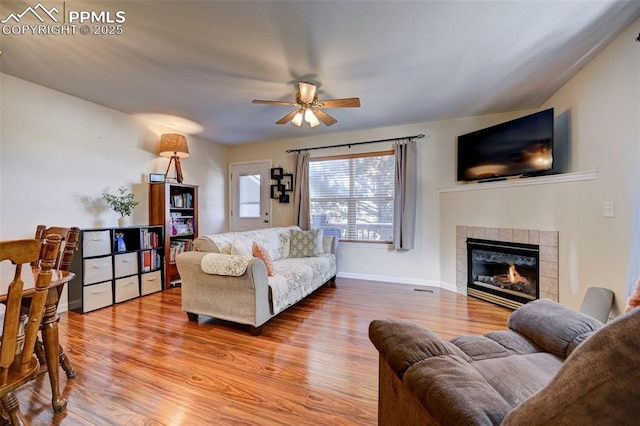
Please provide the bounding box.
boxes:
[369,298,640,425]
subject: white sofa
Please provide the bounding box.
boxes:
[176,226,337,334]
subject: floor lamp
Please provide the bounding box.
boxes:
[159,133,190,183]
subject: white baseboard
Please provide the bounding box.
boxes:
[58,302,69,313]
[337,271,459,293]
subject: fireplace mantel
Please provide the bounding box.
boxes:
[439,170,598,193]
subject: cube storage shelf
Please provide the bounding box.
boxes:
[69,225,165,314]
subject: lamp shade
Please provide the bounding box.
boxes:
[158,134,189,158]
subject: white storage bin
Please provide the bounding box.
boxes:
[115,276,140,303]
[114,252,138,278]
[83,230,111,257]
[83,282,113,312]
[141,270,162,295]
[83,256,113,285]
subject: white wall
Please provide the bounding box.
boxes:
[440,19,639,314]
[0,73,228,306]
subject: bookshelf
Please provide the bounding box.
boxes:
[68,226,165,313]
[149,182,199,289]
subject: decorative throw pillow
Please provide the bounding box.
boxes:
[625,277,640,313]
[252,242,274,276]
[289,229,323,258]
[277,232,291,259]
[230,238,252,257]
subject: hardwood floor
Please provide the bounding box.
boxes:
[16,278,511,425]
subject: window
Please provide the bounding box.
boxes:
[310,151,395,242]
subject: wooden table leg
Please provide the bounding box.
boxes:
[41,289,67,413]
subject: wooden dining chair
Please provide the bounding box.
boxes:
[29,225,80,380]
[0,235,62,425]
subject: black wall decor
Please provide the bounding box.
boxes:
[270,168,293,203]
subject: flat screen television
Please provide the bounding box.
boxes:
[457,108,554,182]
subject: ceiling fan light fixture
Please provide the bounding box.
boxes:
[292,110,304,127]
[305,109,321,127]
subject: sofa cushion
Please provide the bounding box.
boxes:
[289,229,323,258]
[507,299,603,359]
[198,226,299,261]
[403,356,512,425]
[200,253,252,276]
[268,253,336,314]
[483,330,541,355]
[502,307,640,425]
[252,242,274,276]
[230,239,252,256]
[471,353,563,407]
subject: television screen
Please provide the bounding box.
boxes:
[457,108,554,182]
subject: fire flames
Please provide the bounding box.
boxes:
[507,264,529,285]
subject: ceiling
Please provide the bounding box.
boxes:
[1,1,639,145]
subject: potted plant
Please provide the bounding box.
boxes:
[102,186,139,227]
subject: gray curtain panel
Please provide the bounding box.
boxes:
[293,152,311,230]
[393,140,417,250]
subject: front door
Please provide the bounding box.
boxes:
[230,161,271,231]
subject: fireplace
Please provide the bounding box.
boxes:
[467,238,539,309]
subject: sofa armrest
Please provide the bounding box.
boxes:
[176,251,272,327]
[369,319,470,378]
[507,299,603,359]
[370,319,512,425]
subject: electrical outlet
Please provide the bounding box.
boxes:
[602,201,614,218]
[339,251,346,260]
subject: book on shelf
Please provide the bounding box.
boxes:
[140,229,160,249]
[171,193,193,209]
[169,239,194,262]
[141,249,161,272]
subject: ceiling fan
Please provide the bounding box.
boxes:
[252,81,360,127]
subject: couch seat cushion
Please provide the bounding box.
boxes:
[268,253,336,314]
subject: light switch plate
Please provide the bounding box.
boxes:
[602,201,614,218]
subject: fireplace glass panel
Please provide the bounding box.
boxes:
[467,239,539,307]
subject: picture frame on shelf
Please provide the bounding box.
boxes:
[270,167,283,180]
[282,173,293,192]
[149,173,166,183]
[279,193,290,204]
[270,184,285,199]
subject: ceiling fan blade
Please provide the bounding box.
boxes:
[252,100,297,106]
[298,82,317,103]
[318,97,361,108]
[314,109,337,126]
[275,109,299,125]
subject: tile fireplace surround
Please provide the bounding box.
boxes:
[456,226,559,303]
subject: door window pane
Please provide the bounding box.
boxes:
[239,174,261,217]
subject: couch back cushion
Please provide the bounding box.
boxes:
[197,226,299,261]
[507,299,603,359]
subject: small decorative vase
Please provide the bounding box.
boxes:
[118,216,132,228]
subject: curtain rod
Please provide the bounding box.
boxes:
[286,133,425,153]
